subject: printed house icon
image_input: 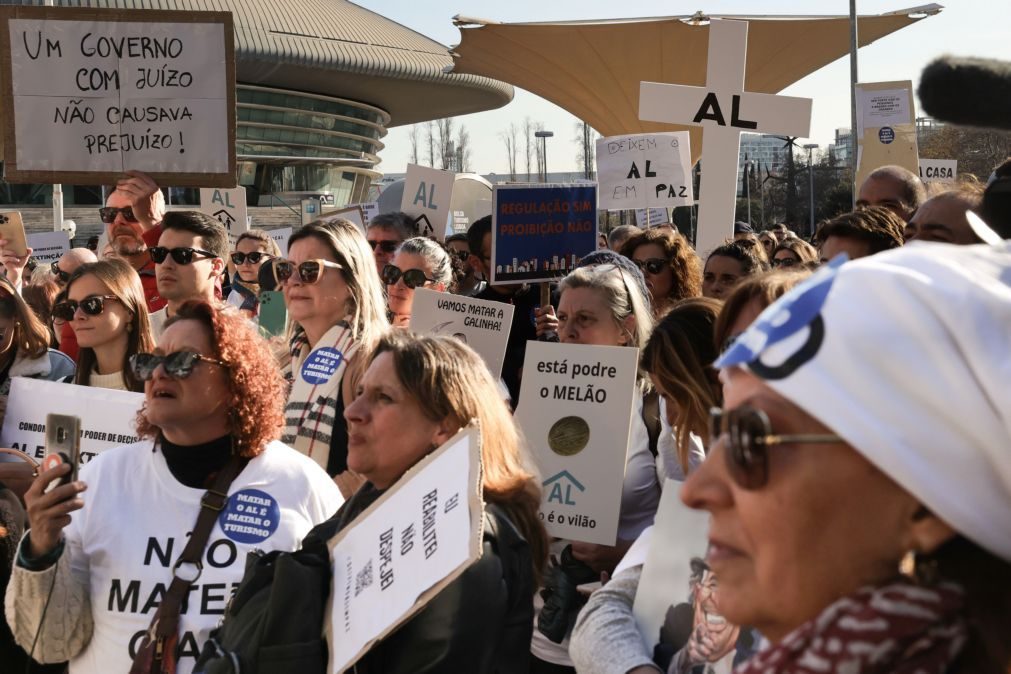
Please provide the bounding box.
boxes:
[543,470,585,506]
[212,209,237,230]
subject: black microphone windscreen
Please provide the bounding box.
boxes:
[919,56,1011,131]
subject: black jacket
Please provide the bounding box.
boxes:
[303,483,535,674]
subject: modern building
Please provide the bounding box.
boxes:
[737,134,792,195]
[829,128,854,166]
[1,0,513,210]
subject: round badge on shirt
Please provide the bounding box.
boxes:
[219,488,280,544]
[300,346,344,385]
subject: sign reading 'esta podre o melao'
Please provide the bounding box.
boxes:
[0,5,236,187]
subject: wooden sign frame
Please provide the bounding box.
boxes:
[0,6,236,187]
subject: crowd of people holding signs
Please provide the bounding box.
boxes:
[0,6,1008,674]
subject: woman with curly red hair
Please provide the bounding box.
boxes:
[620,228,702,319]
[7,301,342,674]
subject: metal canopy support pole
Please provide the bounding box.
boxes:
[849,0,859,205]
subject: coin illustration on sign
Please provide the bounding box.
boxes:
[547,416,591,457]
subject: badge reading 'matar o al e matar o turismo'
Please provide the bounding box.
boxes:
[548,416,591,457]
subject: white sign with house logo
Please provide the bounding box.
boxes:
[515,341,639,545]
[199,186,248,245]
[400,164,455,241]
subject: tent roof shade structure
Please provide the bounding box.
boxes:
[7,0,514,127]
[450,5,942,164]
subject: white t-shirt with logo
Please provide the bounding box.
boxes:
[62,440,343,674]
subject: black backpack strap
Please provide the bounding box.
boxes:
[641,391,662,458]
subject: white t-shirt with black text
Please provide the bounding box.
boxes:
[62,440,343,674]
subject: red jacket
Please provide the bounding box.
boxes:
[140,225,166,312]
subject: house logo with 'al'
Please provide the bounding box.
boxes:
[543,470,585,506]
[212,209,237,231]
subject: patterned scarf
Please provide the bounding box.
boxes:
[734,579,967,674]
[281,322,357,471]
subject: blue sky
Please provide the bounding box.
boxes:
[354,1,1009,175]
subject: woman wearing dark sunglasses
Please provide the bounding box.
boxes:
[384,237,454,328]
[280,219,388,494]
[57,258,156,392]
[0,276,75,426]
[7,301,343,673]
[620,228,702,319]
[226,230,281,319]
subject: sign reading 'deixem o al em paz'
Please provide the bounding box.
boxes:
[0,6,236,187]
[491,183,598,285]
[596,131,694,211]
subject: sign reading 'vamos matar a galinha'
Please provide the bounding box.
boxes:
[0,6,236,187]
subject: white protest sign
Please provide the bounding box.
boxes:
[352,201,379,225]
[322,205,367,234]
[268,227,291,256]
[919,158,957,184]
[0,8,235,186]
[515,342,639,545]
[408,288,515,380]
[199,186,248,246]
[0,377,144,464]
[597,132,693,210]
[400,164,455,240]
[325,426,483,673]
[634,208,670,229]
[857,87,911,138]
[854,81,918,188]
[629,482,760,673]
[27,230,70,264]
[639,19,812,255]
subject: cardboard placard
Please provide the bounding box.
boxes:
[352,201,379,225]
[597,132,693,210]
[199,186,248,246]
[632,482,759,673]
[408,288,515,380]
[27,230,70,264]
[491,183,598,285]
[400,164,455,240]
[854,81,918,189]
[325,426,483,673]
[515,342,639,546]
[322,205,367,234]
[0,377,144,464]
[919,158,957,184]
[639,19,812,255]
[0,6,236,187]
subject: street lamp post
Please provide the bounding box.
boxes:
[535,130,553,182]
[804,143,819,237]
[743,159,752,226]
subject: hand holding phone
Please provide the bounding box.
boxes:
[23,415,86,559]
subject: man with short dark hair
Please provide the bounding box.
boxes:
[904,185,985,244]
[856,165,926,222]
[366,211,416,273]
[815,206,905,263]
[148,211,228,339]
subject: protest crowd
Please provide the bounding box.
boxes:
[0,9,1008,674]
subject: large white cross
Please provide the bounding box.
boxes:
[639,19,813,255]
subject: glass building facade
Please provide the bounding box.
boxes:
[0,84,387,208]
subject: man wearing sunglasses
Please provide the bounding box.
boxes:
[148,212,229,340]
[102,170,168,313]
[366,211,415,274]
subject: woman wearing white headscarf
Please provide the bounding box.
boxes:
[576,244,1011,674]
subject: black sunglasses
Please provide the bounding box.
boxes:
[381,264,435,289]
[452,249,470,262]
[52,295,120,322]
[273,258,343,285]
[130,351,229,381]
[98,206,137,224]
[149,246,218,265]
[51,260,70,284]
[771,257,799,268]
[633,258,667,275]
[709,406,842,490]
[231,251,271,265]
[367,239,399,254]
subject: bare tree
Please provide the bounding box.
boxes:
[574,121,597,179]
[456,125,472,173]
[524,117,534,180]
[409,125,420,165]
[500,123,518,180]
[436,118,456,170]
[425,121,436,167]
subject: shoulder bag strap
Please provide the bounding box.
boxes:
[130,454,247,674]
